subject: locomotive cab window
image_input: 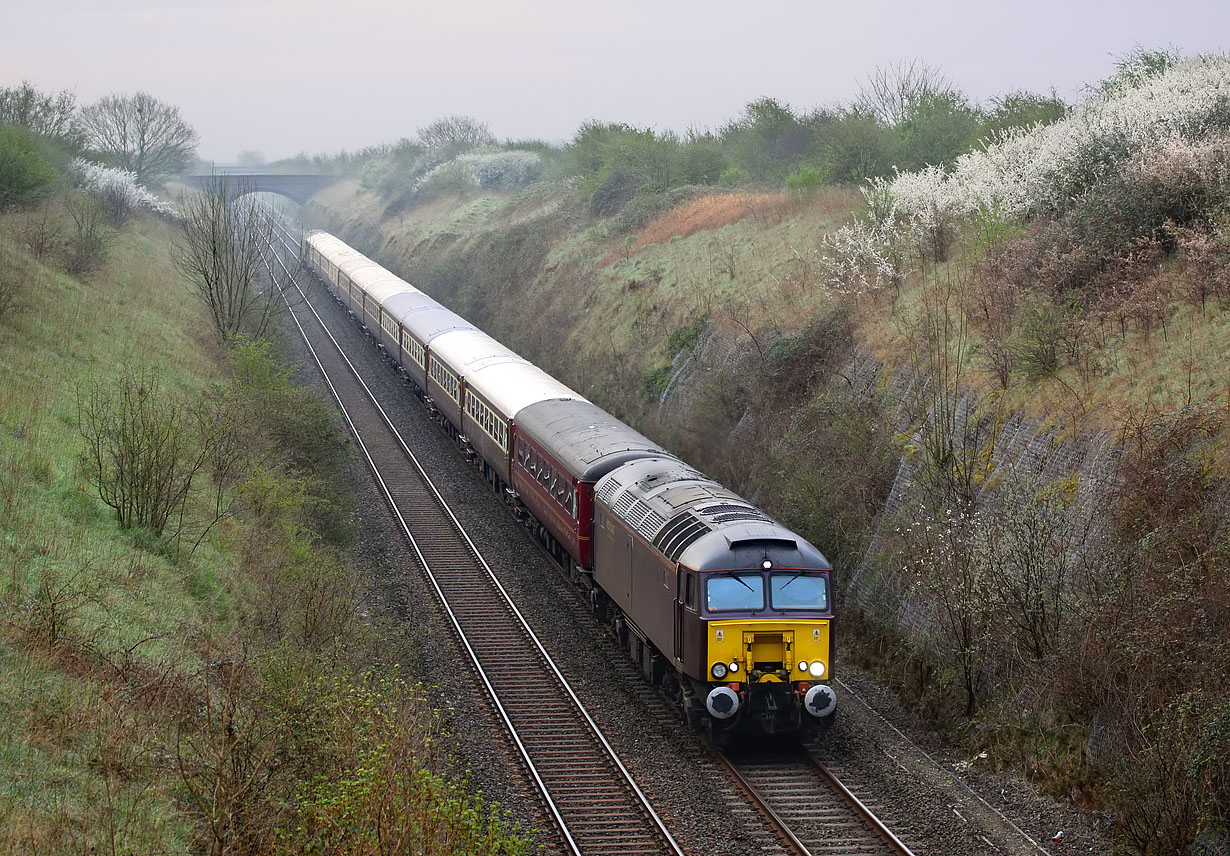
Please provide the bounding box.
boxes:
[706,573,765,612]
[684,572,698,610]
[770,573,829,611]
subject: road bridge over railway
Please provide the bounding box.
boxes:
[184,171,340,205]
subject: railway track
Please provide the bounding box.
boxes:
[258,223,922,856]
[261,226,683,856]
[719,746,917,856]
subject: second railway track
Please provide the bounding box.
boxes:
[264,227,683,856]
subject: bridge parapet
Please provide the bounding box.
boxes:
[183,173,340,205]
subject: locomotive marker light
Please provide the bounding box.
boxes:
[706,686,740,719]
[762,559,773,569]
[711,662,729,680]
[728,661,739,673]
[809,660,826,678]
[798,660,809,672]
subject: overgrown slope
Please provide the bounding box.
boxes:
[304,55,1229,855]
[0,206,528,854]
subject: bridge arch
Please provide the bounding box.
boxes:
[183,173,341,206]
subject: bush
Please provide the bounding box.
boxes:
[0,125,59,210]
[880,54,1230,223]
[71,158,178,224]
[458,150,543,191]
[720,97,812,183]
[785,164,825,193]
[589,169,642,216]
[818,109,894,184]
[718,166,747,186]
[0,239,37,319]
[77,366,212,535]
[62,191,113,277]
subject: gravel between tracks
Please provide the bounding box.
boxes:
[276,273,1115,856]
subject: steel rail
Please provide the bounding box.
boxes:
[808,756,916,855]
[719,747,918,856]
[260,223,684,856]
[710,749,814,856]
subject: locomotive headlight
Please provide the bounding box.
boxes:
[711,662,728,680]
[728,662,739,673]
[809,661,826,678]
[798,660,809,673]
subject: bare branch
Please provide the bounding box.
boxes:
[80,92,198,186]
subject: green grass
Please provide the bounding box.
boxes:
[0,210,531,855]
[0,215,214,852]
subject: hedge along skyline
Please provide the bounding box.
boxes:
[3,0,1230,162]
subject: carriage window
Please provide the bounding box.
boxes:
[705,574,765,612]
[770,573,829,611]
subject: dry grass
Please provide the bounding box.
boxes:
[599,193,794,266]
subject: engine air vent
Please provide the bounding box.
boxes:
[595,480,621,506]
[654,513,712,562]
[711,511,772,524]
[695,502,758,516]
[611,492,638,518]
[628,503,667,543]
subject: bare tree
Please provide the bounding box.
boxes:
[80,92,198,186]
[174,177,296,340]
[415,115,495,151]
[0,81,81,143]
[856,59,954,126]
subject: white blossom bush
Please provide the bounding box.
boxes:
[411,150,544,200]
[878,54,1230,225]
[818,220,905,295]
[457,151,543,191]
[72,158,179,223]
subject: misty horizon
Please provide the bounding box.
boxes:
[4,0,1229,163]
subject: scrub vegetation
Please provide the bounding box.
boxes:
[306,48,1228,854]
[0,86,527,854]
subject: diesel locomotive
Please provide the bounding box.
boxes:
[301,230,838,739]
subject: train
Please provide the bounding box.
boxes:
[300,230,838,740]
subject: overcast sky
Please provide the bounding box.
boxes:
[4,0,1228,162]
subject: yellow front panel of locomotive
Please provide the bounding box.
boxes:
[707,619,831,682]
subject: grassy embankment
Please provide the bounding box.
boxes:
[0,210,528,854]
[305,120,1229,852]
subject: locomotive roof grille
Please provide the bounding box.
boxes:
[710,511,772,524]
[611,492,668,542]
[695,502,760,516]
[654,512,712,562]
[595,479,620,506]
[631,506,667,542]
[610,491,638,518]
